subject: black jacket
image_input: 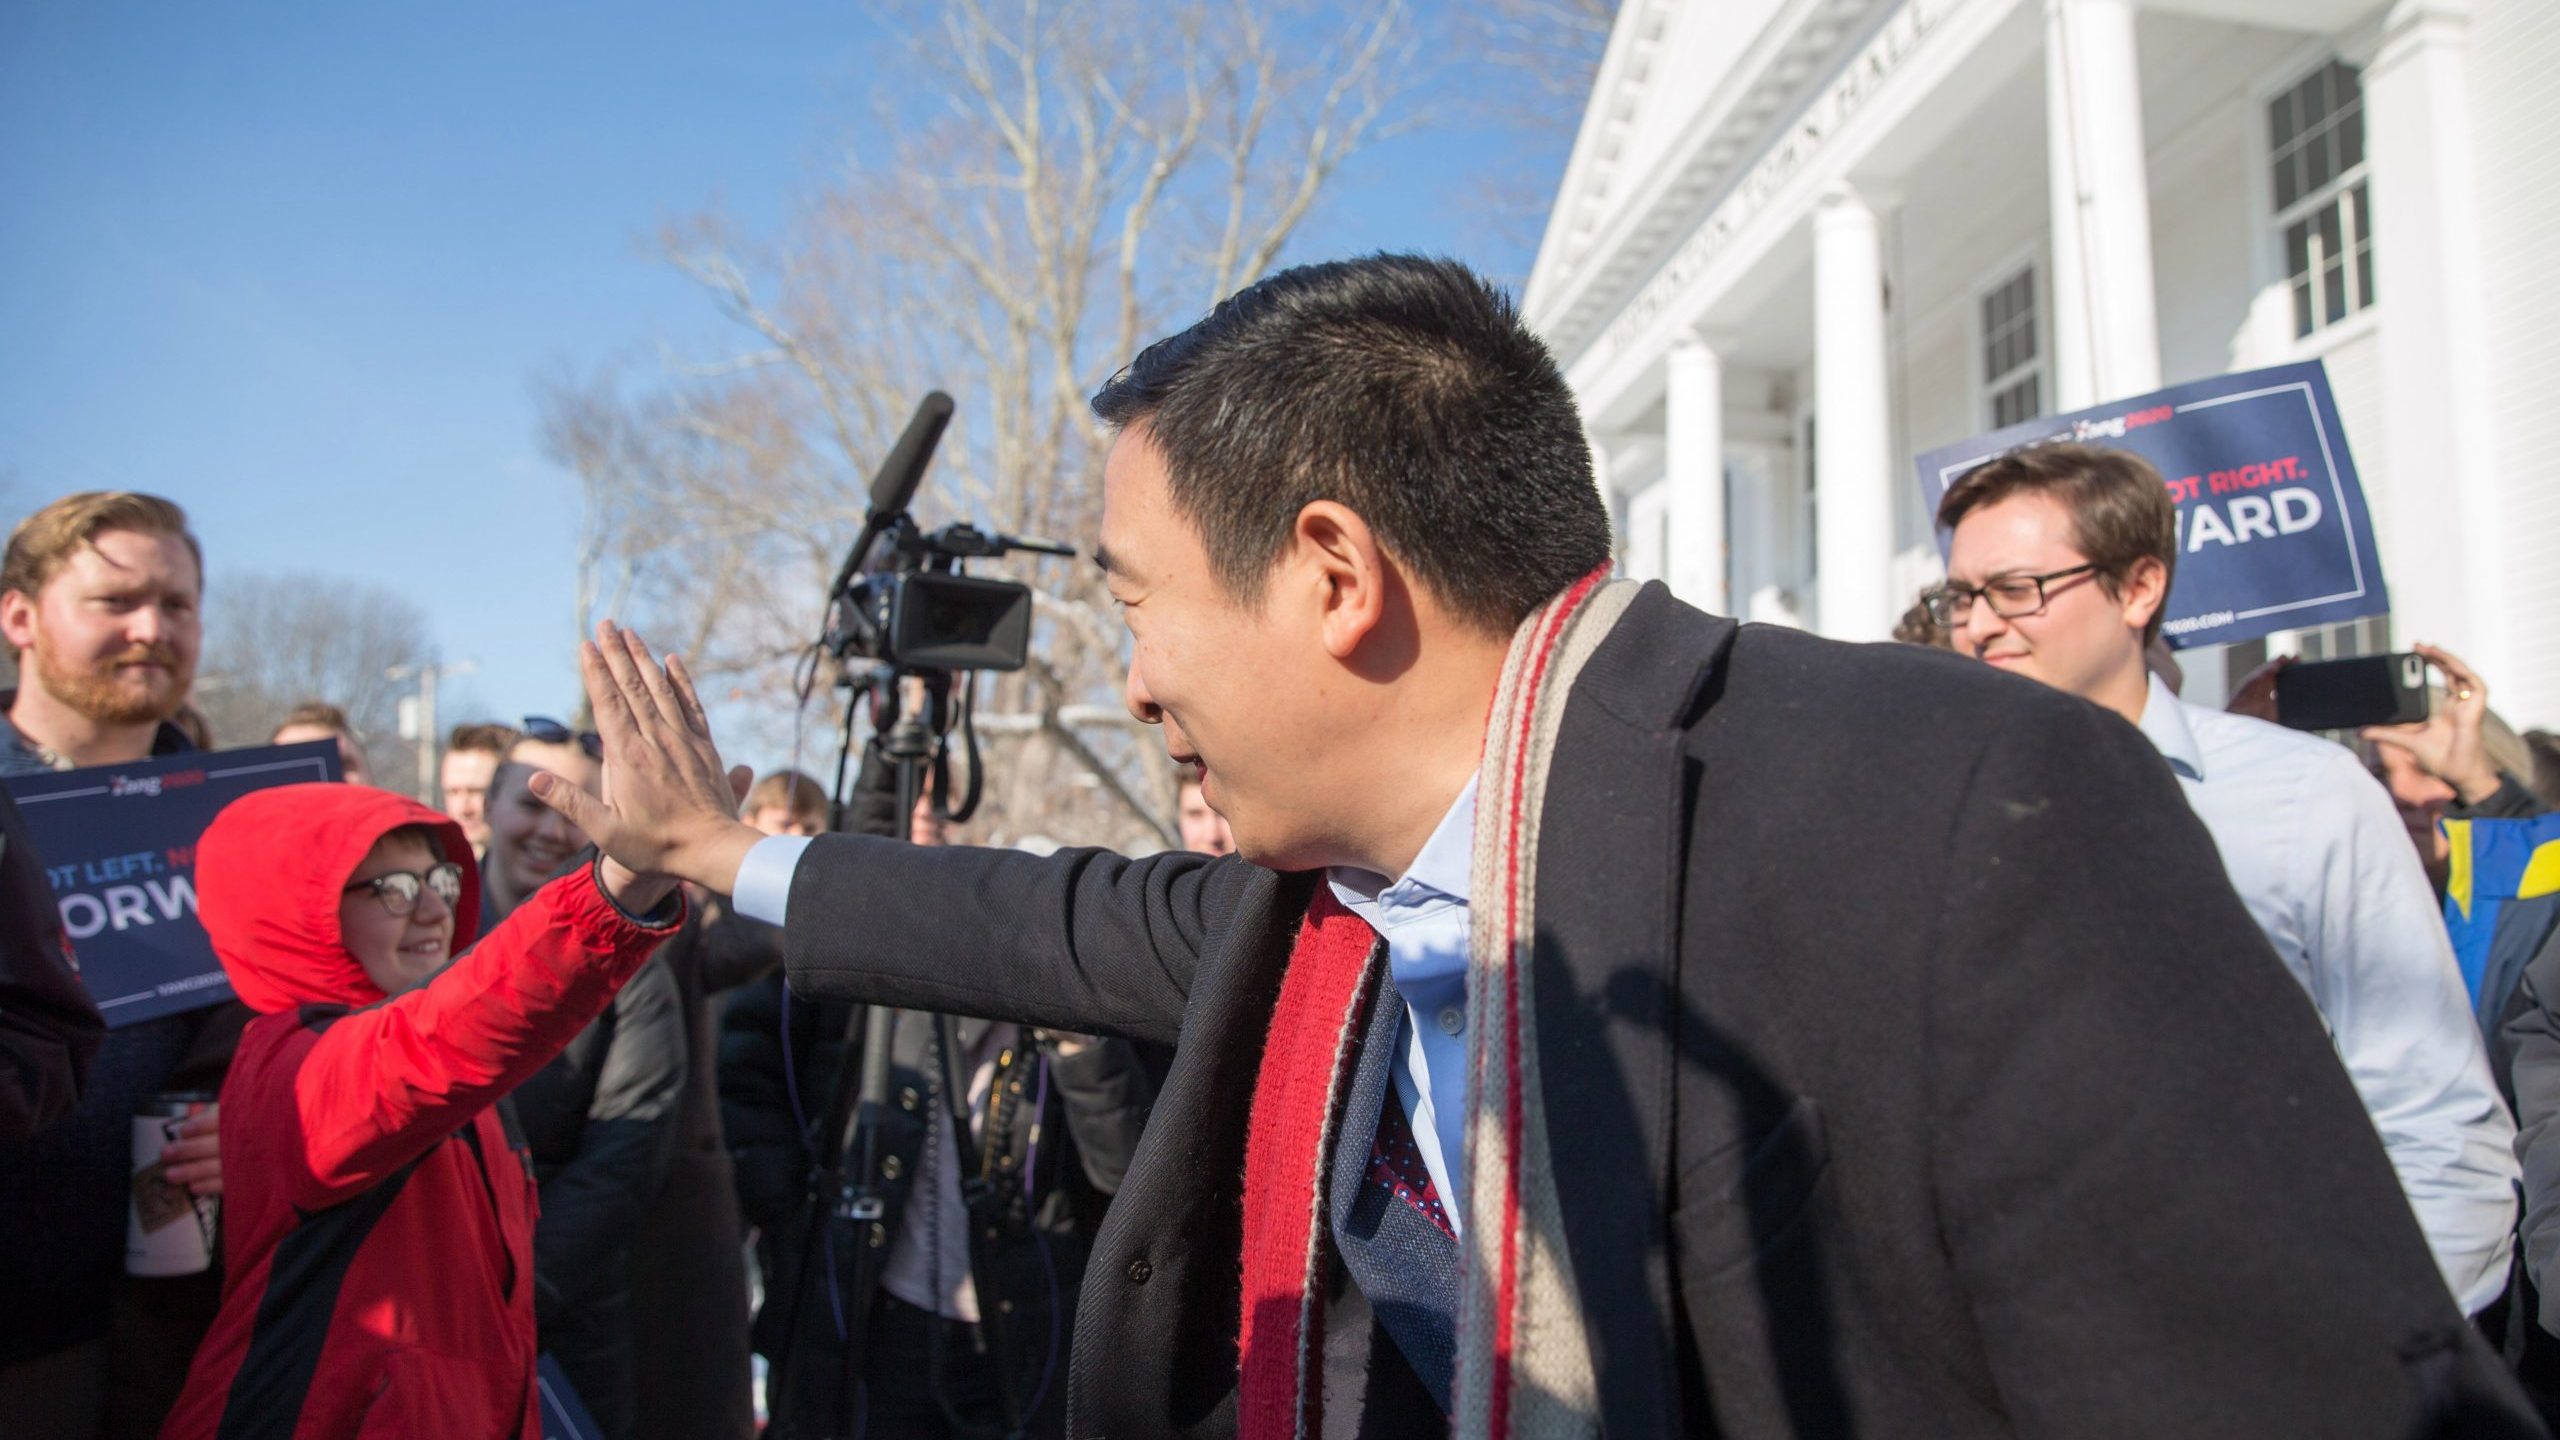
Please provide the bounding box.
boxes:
[513,951,686,1440]
[779,585,2537,1439]
[0,782,101,1145]
[624,896,770,1440]
[721,961,1154,1435]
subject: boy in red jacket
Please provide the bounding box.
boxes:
[160,783,682,1438]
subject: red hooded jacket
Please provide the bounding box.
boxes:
[159,783,681,1440]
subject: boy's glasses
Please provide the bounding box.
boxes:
[344,862,466,918]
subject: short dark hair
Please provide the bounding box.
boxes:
[376,823,448,864]
[446,722,518,758]
[1090,254,1614,632]
[1935,442,2177,643]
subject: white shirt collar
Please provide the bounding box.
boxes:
[2134,671,2208,782]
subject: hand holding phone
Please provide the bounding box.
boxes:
[2353,643,2504,805]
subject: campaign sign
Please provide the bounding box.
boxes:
[4,742,340,1028]
[1915,361,2388,649]
[538,1354,603,1440]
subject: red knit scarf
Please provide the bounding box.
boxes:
[1237,887,1382,1438]
[1237,567,1631,1440]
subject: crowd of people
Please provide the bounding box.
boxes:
[4,251,2560,1437]
[0,487,1235,1439]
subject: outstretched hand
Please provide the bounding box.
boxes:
[530,621,764,896]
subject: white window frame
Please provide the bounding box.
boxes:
[1966,243,2050,431]
[2258,54,2375,344]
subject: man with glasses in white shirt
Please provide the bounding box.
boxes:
[1934,441,2519,1316]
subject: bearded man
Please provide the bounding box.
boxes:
[0,492,236,1439]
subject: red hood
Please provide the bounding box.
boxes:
[198,783,482,1013]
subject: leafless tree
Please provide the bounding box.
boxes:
[1447,0,1619,261]
[550,0,1428,849]
[193,573,436,798]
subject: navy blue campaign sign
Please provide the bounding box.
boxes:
[1915,360,2387,649]
[538,1354,603,1440]
[3,741,340,1028]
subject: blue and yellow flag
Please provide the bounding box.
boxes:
[2443,813,2560,1024]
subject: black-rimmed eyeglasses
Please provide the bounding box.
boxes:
[1922,563,2101,627]
[520,715,602,760]
[344,862,466,918]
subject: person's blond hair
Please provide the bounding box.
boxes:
[1,492,203,604]
[744,770,827,821]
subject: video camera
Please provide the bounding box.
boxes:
[767,392,1078,1438]
[820,391,1074,674]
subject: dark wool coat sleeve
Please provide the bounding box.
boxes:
[782,838,1233,1047]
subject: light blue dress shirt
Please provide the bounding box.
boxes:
[727,783,1483,1233]
[1326,777,1477,1236]
[2134,673,2519,1312]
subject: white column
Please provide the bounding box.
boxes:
[1663,333,1729,615]
[2364,0,2509,694]
[1813,183,1895,643]
[2043,0,2162,409]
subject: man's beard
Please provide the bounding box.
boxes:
[30,632,190,728]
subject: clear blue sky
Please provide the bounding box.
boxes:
[0,3,1559,761]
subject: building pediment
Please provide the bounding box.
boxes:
[1526,0,1903,360]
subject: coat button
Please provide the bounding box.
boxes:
[898,1087,920,1112]
[880,1155,902,1180]
[1126,1258,1153,1285]
[1436,1006,1465,1036]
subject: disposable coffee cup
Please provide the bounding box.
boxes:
[128,1091,218,1277]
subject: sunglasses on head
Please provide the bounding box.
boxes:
[520,716,602,760]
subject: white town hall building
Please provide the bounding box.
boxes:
[1529,0,2560,716]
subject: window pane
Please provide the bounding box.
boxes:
[2275,150,2301,210]
[2306,124,2334,192]
[2352,180,2371,244]
[2270,90,2296,149]
[2016,316,2037,363]
[2324,256,2348,324]
[2286,218,2312,281]
[2335,60,2360,103]
[2318,200,2343,255]
[2340,103,2364,169]
[2357,244,2375,311]
[2308,65,2331,123]
[2021,374,2041,419]
[2293,276,2314,338]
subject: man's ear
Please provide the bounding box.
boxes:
[0,589,35,653]
[1290,501,1388,660]
[2121,556,2171,632]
